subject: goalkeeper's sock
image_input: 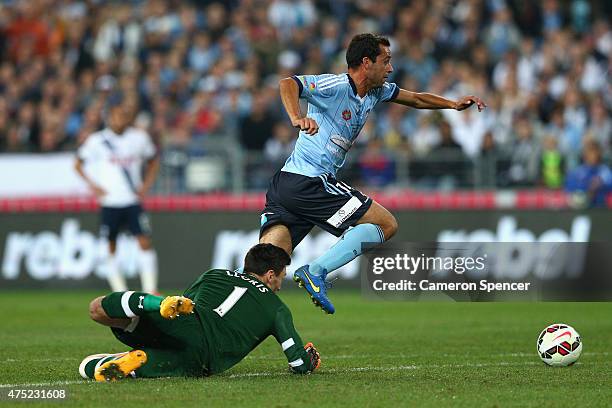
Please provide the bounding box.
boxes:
[101,291,164,318]
[79,354,121,379]
[309,223,385,276]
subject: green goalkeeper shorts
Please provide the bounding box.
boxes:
[111,312,210,377]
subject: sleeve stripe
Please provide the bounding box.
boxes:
[121,291,136,318]
[281,338,295,351]
[288,358,304,367]
[318,75,340,86]
[291,76,304,96]
[319,79,348,91]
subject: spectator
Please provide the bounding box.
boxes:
[264,122,296,163]
[565,140,612,207]
[358,138,396,188]
[540,134,565,189]
[506,116,540,186]
[239,92,275,152]
[0,0,609,195]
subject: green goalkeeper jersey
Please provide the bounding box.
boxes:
[183,269,313,374]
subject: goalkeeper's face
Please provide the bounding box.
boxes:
[266,267,287,292]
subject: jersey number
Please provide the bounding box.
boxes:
[213,286,248,317]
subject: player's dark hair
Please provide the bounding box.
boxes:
[244,243,291,276]
[346,33,390,69]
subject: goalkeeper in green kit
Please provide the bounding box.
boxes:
[79,244,321,381]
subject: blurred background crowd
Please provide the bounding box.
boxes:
[0,0,610,194]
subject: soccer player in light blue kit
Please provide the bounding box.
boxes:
[259,34,486,314]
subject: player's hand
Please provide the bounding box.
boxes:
[160,296,195,319]
[454,95,487,112]
[291,117,319,135]
[304,342,321,372]
[91,185,107,198]
[137,187,148,200]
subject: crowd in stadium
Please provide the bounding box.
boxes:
[0,0,610,192]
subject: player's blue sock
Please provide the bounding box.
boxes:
[309,223,385,276]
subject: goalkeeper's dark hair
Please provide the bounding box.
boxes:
[244,243,291,276]
[346,33,390,69]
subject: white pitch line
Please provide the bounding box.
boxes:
[1,351,607,364]
[0,361,539,387]
[1,358,80,363]
[0,380,87,389]
[0,353,605,387]
[227,361,543,378]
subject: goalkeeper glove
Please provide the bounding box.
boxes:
[289,342,321,374]
[160,296,194,319]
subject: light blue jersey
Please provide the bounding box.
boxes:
[281,73,399,177]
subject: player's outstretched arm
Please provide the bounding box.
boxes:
[392,89,486,112]
[274,305,321,374]
[159,296,195,319]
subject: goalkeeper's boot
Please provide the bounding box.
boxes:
[160,296,194,319]
[79,353,115,379]
[94,350,147,382]
[293,265,335,314]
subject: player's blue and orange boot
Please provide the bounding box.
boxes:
[293,265,335,314]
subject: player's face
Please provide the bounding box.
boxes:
[268,267,287,292]
[108,106,131,132]
[369,45,393,87]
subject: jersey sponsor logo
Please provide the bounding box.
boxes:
[326,196,363,228]
[309,82,316,90]
[342,110,352,121]
[330,135,352,152]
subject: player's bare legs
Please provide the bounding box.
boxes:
[89,293,193,327]
[89,296,131,329]
[308,200,397,278]
[259,224,293,255]
[82,293,194,381]
[356,201,398,240]
[294,200,397,314]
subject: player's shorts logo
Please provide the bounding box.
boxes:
[342,110,352,121]
[326,196,363,228]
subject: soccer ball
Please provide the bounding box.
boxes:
[537,323,582,366]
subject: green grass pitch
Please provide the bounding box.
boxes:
[1,290,610,407]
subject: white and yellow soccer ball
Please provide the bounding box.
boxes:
[537,323,582,366]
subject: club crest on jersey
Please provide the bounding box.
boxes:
[342,110,352,121]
